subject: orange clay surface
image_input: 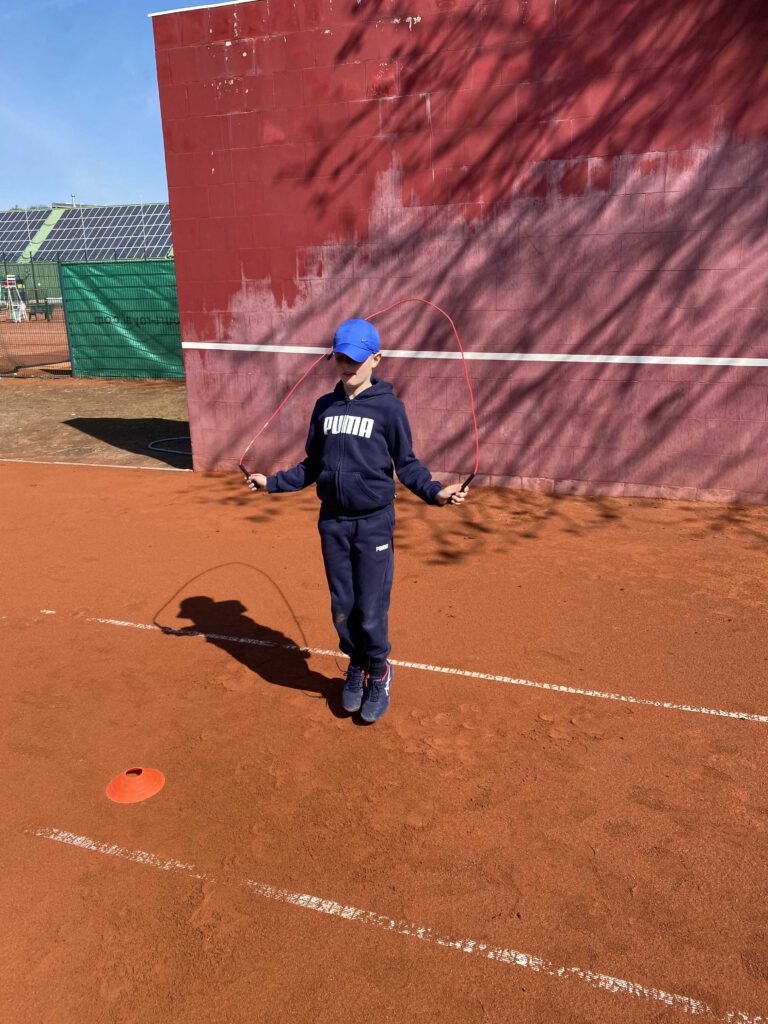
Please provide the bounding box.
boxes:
[1,460,767,1024]
[0,311,70,373]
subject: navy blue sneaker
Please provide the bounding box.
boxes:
[360,661,393,723]
[342,663,366,713]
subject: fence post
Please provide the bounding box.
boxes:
[58,258,77,375]
[30,258,40,304]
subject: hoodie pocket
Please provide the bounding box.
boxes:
[342,473,394,514]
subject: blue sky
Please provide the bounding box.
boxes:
[1,0,174,208]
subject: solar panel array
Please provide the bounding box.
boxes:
[0,208,50,259]
[34,204,172,261]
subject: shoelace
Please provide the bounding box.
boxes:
[367,681,383,703]
[367,668,389,700]
[346,667,366,690]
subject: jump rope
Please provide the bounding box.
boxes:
[237,297,480,492]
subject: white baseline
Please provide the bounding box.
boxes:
[84,615,768,724]
[0,458,189,472]
[31,827,766,1024]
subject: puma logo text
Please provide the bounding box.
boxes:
[323,414,374,438]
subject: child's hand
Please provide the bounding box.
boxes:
[247,473,268,492]
[436,482,468,506]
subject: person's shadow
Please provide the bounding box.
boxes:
[168,595,347,718]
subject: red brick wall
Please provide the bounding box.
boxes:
[154,0,768,502]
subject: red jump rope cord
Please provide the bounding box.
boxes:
[239,348,330,472]
[239,297,480,488]
[365,297,479,485]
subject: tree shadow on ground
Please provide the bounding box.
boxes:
[64,417,192,467]
[193,470,768,568]
[395,487,635,565]
[196,471,640,565]
[167,595,347,717]
[667,501,768,550]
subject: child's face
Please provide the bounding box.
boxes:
[334,351,381,388]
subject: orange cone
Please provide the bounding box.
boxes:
[106,767,165,804]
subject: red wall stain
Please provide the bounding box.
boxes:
[155,0,768,502]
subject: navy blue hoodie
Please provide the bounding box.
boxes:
[266,378,442,517]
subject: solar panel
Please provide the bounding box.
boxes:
[35,203,173,261]
[0,209,50,259]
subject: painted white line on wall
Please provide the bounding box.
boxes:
[149,0,260,18]
[181,341,768,368]
[31,827,766,1024]
[0,458,190,472]
[86,615,768,724]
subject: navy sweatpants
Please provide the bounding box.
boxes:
[318,505,395,669]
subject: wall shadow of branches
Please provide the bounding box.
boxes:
[200,0,768,545]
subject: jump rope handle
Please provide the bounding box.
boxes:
[239,462,261,491]
[461,473,475,491]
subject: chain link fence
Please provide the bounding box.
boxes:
[1,257,183,379]
[0,257,69,374]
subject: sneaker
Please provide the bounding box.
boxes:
[342,663,366,713]
[360,661,393,723]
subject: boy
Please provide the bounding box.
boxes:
[246,318,468,723]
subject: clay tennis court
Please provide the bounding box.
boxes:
[2,423,767,1022]
[0,309,70,375]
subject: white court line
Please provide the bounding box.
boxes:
[0,458,190,472]
[31,827,765,1024]
[85,615,768,724]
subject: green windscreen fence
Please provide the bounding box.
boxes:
[60,260,184,378]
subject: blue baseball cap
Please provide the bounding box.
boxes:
[330,318,380,362]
